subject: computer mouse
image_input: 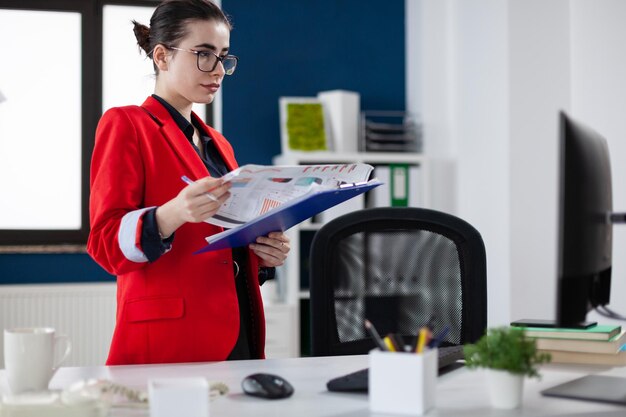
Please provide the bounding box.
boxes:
[241,373,294,399]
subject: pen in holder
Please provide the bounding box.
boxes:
[369,348,438,415]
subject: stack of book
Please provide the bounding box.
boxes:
[521,325,626,366]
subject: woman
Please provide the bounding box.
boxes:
[88,0,290,365]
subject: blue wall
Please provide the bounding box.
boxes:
[0,253,114,284]
[0,1,405,283]
[222,0,406,165]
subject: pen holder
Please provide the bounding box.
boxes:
[369,348,437,415]
[148,378,209,417]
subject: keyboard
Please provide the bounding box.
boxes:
[326,345,465,392]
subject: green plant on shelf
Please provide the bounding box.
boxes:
[464,326,551,378]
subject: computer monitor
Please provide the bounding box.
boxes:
[556,111,613,327]
[541,112,626,405]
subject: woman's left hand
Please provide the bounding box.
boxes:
[250,231,290,267]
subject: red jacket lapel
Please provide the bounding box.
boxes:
[141,96,210,180]
[191,112,239,172]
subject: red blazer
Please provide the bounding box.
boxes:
[87,96,265,365]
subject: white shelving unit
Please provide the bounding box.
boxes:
[268,151,430,356]
[263,302,298,359]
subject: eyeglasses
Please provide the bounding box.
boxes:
[166,46,238,75]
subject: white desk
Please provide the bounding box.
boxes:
[3,356,626,416]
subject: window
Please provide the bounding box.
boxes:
[102,4,206,118]
[0,0,212,246]
[0,9,82,231]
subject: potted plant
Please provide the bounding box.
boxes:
[463,326,551,409]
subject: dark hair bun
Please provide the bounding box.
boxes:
[132,20,151,55]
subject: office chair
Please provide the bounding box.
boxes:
[309,207,487,356]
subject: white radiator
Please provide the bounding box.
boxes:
[0,283,117,367]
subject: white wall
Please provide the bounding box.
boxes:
[454,0,510,326]
[410,0,626,326]
[570,0,626,324]
[508,0,571,322]
[414,0,511,325]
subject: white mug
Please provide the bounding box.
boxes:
[3,327,72,393]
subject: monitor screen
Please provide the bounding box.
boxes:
[556,111,613,327]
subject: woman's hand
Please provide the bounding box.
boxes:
[156,177,231,237]
[250,231,290,267]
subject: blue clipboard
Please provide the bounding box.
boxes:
[194,181,382,253]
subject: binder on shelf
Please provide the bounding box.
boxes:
[194,181,382,253]
[369,164,421,208]
[370,166,391,207]
[391,164,409,206]
[408,165,422,207]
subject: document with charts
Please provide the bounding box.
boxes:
[195,163,381,253]
[206,163,375,228]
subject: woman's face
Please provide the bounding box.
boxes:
[158,19,231,107]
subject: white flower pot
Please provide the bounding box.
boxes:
[486,369,524,409]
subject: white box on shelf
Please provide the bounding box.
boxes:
[317,90,360,153]
[409,165,422,207]
[148,378,209,417]
[370,165,391,207]
[369,348,437,415]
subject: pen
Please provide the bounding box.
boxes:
[181,175,219,202]
[388,333,406,352]
[427,326,450,349]
[410,315,437,352]
[364,319,388,351]
[383,336,397,352]
[416,327,430,354]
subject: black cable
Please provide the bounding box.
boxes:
[594,305,626,321]
[594,307,618,320]
[602,305,626,320]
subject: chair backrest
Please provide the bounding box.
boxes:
[309,207,487,356]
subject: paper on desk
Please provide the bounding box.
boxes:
[205,163,374,229]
